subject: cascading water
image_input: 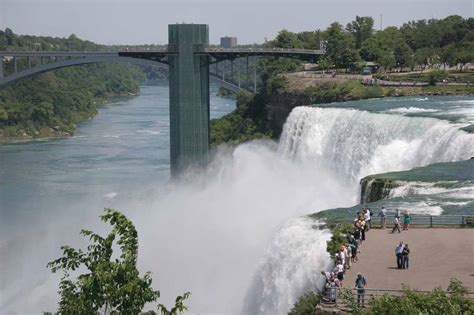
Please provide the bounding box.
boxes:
[278,107,473,183]
[246,106,473,314]
[2,99,473,315]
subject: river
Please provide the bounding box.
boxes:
[1,87,473,314]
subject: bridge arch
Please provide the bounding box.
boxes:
[0,55,242,93]
[0,56,168,88]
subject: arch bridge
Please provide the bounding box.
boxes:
[0,24,324,176]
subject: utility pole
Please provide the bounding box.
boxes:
[380,13,383,30]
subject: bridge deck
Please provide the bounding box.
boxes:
[343,228,474,291]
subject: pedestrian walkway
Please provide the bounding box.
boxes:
[343,229,474,291]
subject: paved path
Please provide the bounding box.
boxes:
[343,228,474,292]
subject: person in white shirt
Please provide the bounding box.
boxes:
[364,208,371,230]
[392,216,401,234]
[334,260,345,287]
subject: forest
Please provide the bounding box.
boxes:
[0,29,145,140]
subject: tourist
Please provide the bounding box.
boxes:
[395,208,402,219]
[355,273,367,308]
[364,207,371,231]
[349,241,358,263]
[392,216,401,233]
[379,206,387,229]
[334,260,345,287]
[359,217,366,241]
[344,242,352,269]
[336,246,346,267]
[402,244,410,269]
[321,270,332,282]
[354,227,363,253]
[403,211,412,230]
[395,242,404,269]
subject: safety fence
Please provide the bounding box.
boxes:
[322,214,474,228]
[321,287,474,306]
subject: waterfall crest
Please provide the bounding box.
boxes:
[278,107,474,182]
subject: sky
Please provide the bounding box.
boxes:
[0,0,473,45]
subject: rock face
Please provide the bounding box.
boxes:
[359,177,400,204]
[266,92,311,135]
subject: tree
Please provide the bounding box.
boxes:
[440,44,456,69]
[272,29,304,49]
[378,50,396,72]
[318,57,331,74]
[454,46,474,71]
[414,47,435,72]
[346,16,374,49]
[325,22,359,71]
[394,42,414,70]
[47,208,190,315]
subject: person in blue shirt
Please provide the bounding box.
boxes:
[355,273,367,307]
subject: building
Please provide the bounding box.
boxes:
[220,36,237,48]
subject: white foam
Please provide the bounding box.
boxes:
[386,106,439,113]
[279,107,474,183]
[243,218,332,315]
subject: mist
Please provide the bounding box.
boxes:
[1,140,354,314]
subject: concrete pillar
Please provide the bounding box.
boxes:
[222,61,225,80]
[231,60,234,83]
[238,58,241,88]
[168,24,210,176]
[246,56,249,86]
[27,56,32,69]
[13,57,17,74]
[254,63,257,93]
[0,58,3,79]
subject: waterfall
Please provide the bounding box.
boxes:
[278,107,474,183]
[247,106,474,314]
[3,103,473,315]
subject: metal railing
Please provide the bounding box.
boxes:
[321,214,474,228]
[321,287,474,305]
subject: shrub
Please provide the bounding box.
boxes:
[288,291,321,315]
[326,223,353,257]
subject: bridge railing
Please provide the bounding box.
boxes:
[205,47,324,55]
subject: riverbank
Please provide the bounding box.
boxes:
[0,64,145,143]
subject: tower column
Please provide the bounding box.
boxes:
[168,24,210,176]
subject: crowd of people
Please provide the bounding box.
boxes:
[321,206,413,307]
[321,207,373,305]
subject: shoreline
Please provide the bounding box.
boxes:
[0,92,140,144]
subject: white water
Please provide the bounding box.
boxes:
[278,107,474,183]
[3,105,474,315]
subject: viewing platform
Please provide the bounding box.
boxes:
[344,228,474,291]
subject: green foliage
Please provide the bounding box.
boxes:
[47,208,159,314]
[346,16,375,49]
[302,80,384,105]
[368,280,474,315]
[338,287,363,315]
[210,90,272,145]
[330,279,474,315]
[288,291,321,315]
[47,208,190,315]
[158,292,191,315]
[325,22,359,70]
[428,69,448,86]
[0,29,146,140]
[326,223,353,256]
